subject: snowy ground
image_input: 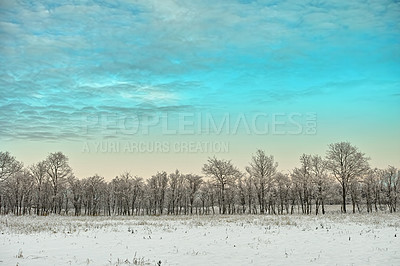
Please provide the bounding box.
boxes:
[1,213,399,266]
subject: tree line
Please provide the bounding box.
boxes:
[0,142,398,216]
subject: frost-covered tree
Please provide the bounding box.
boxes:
[46,152,73,213]
[246,150,278,214]
[0,152,23,183]
[168,170,185,215]
[203,157,241,214]
[292,154,313,214]
[0,143,395,216]
[30,161,48,215]
[148,171,168,215]
[203,180,218,214]
[382,166,399,212]
[274,172,291,214]
[237,176,247,214]
[310,155,330,215]
[4,169,34,215]
[326,142,370,213]
[185,174,203,214]
[112,172,133,215]
[67,176,83,216]
[130,176,144,215]
[0,152,24,214]
[362,168,380,213]
[242,175,256,214]
[83,175,106,215]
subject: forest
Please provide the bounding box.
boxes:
[0,142,398,216]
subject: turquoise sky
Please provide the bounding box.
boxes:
[1,0,399,178]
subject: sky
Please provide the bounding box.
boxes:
[0,0,399,180]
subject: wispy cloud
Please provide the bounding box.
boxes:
[0,0,399,141]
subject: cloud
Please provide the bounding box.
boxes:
[0,0,399,141]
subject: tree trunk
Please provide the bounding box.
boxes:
[221,183,226,214]
[342,184,347,213]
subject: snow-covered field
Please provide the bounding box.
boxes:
[1,213,399,266]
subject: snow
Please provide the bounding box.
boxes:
[1,213,399,265]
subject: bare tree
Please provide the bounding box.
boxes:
[67,176,83,216]
[225,180,238,214]
[292,154,313,214]
[310,155,330,215]
[0,152,23,183]
[382,166,399,212]
[148,172,168,215]
[349,175,363,213]
[83,175,106,215]
[30,161,48,215]
[46,152,73,213]
[0,152,23,214]
[131,176,144,215]
[202,157,241,214]
[246,150,278,214]
[0,143,394,217]
[112,172,133,215]
[168,170,182,215]
[274,172,291,214]
[4,169,34,215]
[326,142,370,213]
[203,180,217,214]
[363,168,379,213]
[244,175,256,214]
[185,174,203,214]
[237,176,247,213]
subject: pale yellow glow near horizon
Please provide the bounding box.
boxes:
[2,130,399,181]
